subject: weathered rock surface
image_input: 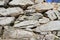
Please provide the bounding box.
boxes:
[0,8,5,10]
[9,0,34,6]
[0,7,23,17]
[0,0,10,6]
[36,21,60,31]
[3,26,36,39]
[57,31,60,36]
[39,17,50,24]
[53,10,60,19]
[0,1,60,40]
[25,9,36,13]
[58,7,60,11]
[17,13,43,21]
[1,38,33,40]
[2,39,16,40]
[27,3,54,12]
[14,20,40,28]
[0,17,15,26]
[46,10,57,20]
[45,33,55,40]
[46,10,60,20]
[0,0,5,5]
[35,0,44,3]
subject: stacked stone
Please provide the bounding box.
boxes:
[0,0,60,40]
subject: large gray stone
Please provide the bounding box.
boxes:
[57,31,60,36]
[35,34,45,40]
[0,0,10,6]
[0,0,5,5]
[4,0,9,5]
[36,21,60,31]
[16,15,27,21]
[0,7,23,17]
[53,10,60,19]
[17,13,43,21]
[35,0,44,3]
[2,39,16,40]
[45,33,55,40]
[27,3,53,12]
[39,17,50,24]
[3,26,36,40]
[14,20,40,28]
[0,17,15,26]
[46,10,60,20]
[2,38,32,40]
[9,0,34,6]
[58,7,60,11]
[25,9,36,14]
[46,10,57,20]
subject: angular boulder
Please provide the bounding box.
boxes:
[14,20,40,28]
[0,7,23,17]
[3,26,36,39]
[0,17,15,26]
[35,0,44,3]
[0,0,5,5]
[9,0,34,6]
[17,13,43,21]
[27,3,54,12]
[36,21,60,31]
[46,10,57,20]
[39,17,50,24]
[53,10,60,19]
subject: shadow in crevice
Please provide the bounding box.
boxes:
[0,27,4,37]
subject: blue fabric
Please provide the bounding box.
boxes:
[45,0,53,3]
[53,0,60,3]
[46,0,60,3]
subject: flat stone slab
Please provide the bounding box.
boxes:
[0,0,5,5]
[36,21,60,31]
[0,17,15,26]
[39,17,50,24]
[0,7,23,17]
[14,20,40,28]
[35,0,44,3]
[0,26,2,36]
[46,10,57,20]
[9,0,34,6]
[3,26,36,39]
[27,3,54,12]
[17,13,43,21]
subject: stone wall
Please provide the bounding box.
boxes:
[0,0,60,40]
